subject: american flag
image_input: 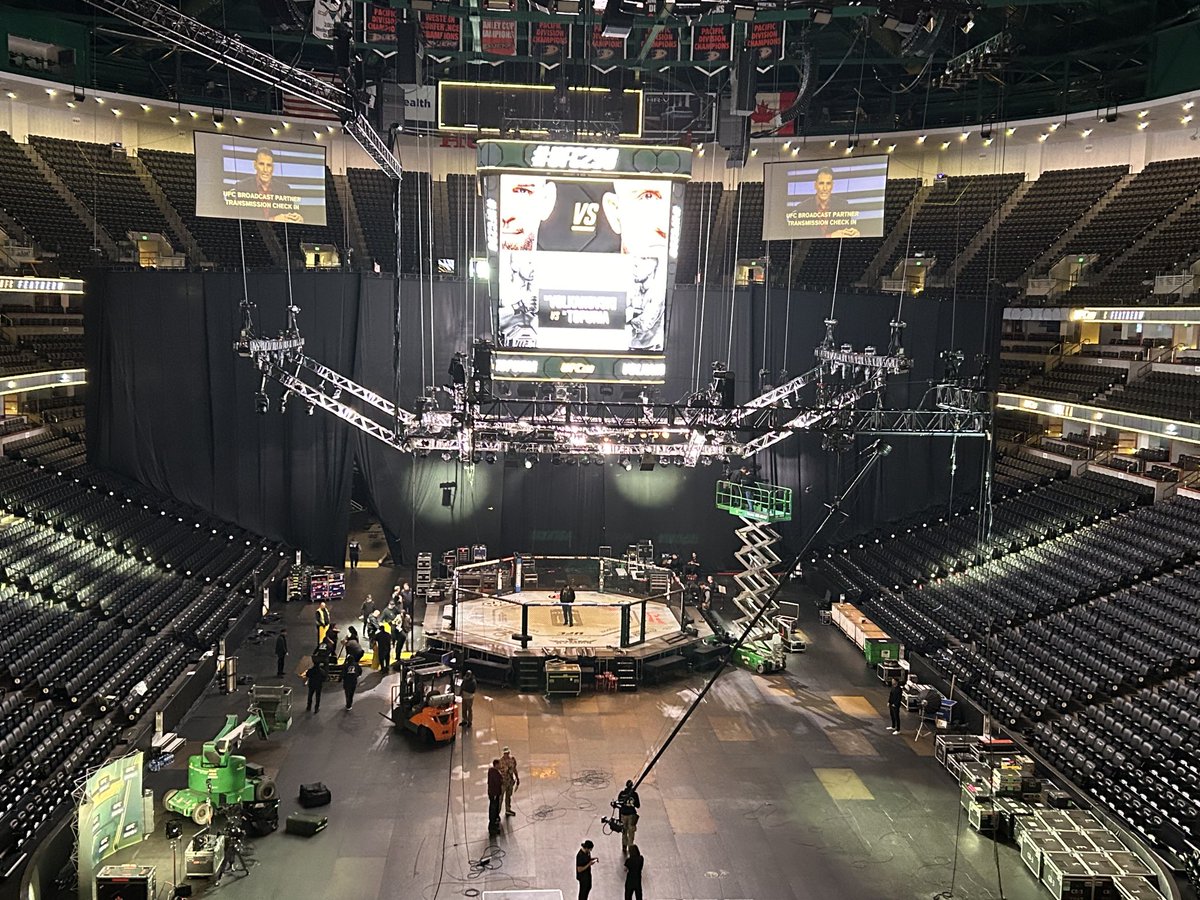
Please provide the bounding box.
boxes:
[280,72,343,121]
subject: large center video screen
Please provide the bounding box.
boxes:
[496,173,673,352]
[194,131,328,225]
[762,155,888,241]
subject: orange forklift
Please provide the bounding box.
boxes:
[384,660,459,744]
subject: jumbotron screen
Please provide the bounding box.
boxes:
[194,131,328,226]
[479,141,690,382]
[762,155,888,241]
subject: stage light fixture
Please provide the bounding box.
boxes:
[811,7,832,25]
[552,453,563,466]
[960,12,974,33]
[253,392,269,415]
[620,456,632,470]
[524,454,536,469]
[485,452,497,464]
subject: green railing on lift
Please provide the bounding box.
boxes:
[715,480,793,523]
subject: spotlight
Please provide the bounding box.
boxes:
[524,454,536,469]
[620,456,632,471]
[960,12,974,33]
[471,450,483,464]
[484,452,496,464]
[552,454,563,466]
[253,392,269,415]
[441,451,453,461]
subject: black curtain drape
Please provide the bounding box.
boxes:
[87,271,998,569]
[86,270,359,564]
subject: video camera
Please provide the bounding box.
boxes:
[600,800,624,834]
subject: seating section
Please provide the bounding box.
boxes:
[0,132,98,274]
[1019,362,1125,402]
[1096,369,1200,421]
[346,167,432,273]
[1056,157,1200,273]
[958,166,1127,291]
[674,181,723,285]
[0,456,289,874]
[792,178,921,288]
[28,137,185,252]
[723,181,766,271]
[880,173,1023,274]
[139,149,273,267]
[445,174,482,271]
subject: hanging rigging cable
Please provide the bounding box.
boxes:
[726,168,743,364]
[627,441,892,796]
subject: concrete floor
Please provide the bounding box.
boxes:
[122,563,1053,900]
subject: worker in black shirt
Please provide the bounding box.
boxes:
[617,779,640,853]
[887,676,903,733]
[304,656,326,713]
[274,628,288,678]
[624,844,645,900]
[560,582,576,627]
[575,839,597,900]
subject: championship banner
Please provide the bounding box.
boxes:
[421,13,462,53]
[530,21,569,68]
[363,3,398,43]
[747,20,785,68]
[589,25,626,69]
[644,27,680,62]
[481,19,518,57]
[691,24,732,71]
[751,90,798,135]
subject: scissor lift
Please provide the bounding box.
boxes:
[714,480,795,674]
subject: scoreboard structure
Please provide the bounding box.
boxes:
[478,139,692,384]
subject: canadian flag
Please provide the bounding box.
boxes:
[750,91,798,136]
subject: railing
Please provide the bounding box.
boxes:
[715,480,793,522]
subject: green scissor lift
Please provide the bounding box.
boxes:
[714,480,794,674]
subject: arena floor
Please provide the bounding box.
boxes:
[117,564,1064,900]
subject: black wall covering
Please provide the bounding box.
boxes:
[87,270,999,568]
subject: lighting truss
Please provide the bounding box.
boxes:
[80,0,401,179]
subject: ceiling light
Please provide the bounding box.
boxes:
[887,144,896,153]
[112,108,122,117]
[750,147,757,157]
[829,140,837,148]
[1138,109,1149,118]
[66,101,75,109]
[696,145,704,156]
[95,96,105,104]
[871,138,880,146]
[1005,127,1016,136]
[782,140,790,149]
[234,116,243,125]
[45,88,57,97]
[1081,128,1092,137]
[1185,101,1195,111]
[270,127,279,135]
[188,110,197,118]
[1137,121,1149,131]
[140,104,151,112]
[1038,133,1048,142]
[326,125,335,133]
[791,148,798,156]
[313,130,321,139]
[5,92,15,99]
[212,110,224,124]
[169,115,179,124]
[917,134,927,144]
[282,121,291,129]
[1182,115,1194,125]
[982,137,993,146]
[959,130,969,141]
[940,141,950,150]
[1049,122,1060,131]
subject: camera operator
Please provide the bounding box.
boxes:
[616,779,640,854]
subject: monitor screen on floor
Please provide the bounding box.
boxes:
[762,155,888,241]
[194,131,328,226]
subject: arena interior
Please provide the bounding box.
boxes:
[2,0,1200,898]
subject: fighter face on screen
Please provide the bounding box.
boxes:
[254,148,275,190]
[500,177,558,251]
[602,179,670,256]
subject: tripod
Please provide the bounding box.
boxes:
[212,808,253,885]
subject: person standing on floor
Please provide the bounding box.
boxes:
[560,581,576,627]
[459,668,477,727]
[361,594,375,636]
[304,655,326,712]
[487,759,503,833]
[498,746,520,816]
[372,622,393,673]
[623,844,644,900]
[400,582,414,620]
[575,839,597,900]
[342,630,364,710]
[348,538,360,569]
[314,601,330,644]
[617,779,640,853]
[887,676,903,733]
[274,628,288,678]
